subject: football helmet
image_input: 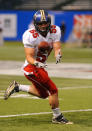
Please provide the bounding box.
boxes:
[33,10,51,35]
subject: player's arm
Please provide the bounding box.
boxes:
[24,47,47,68]
[23,31,47,68]
[53,41,62,64]
[24,47,35,65]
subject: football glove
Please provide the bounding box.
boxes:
[56,52,62,64]
[34,61,47,68]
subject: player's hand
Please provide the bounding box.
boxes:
[56,52,62,64]
[34,61,47,68]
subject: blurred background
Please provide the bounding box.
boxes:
[0,0,92,47]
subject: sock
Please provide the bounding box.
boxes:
[19,85,30,92]
[52,108,61,118]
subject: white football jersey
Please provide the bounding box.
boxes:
[22,25,61,66]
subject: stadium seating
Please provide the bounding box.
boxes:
[0,0,91,10]
[16,0,67,10]
[62,0,92,10]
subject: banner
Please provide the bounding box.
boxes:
[73,15,92,42]
[0,14,17,38]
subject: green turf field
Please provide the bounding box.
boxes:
[0,41,92,63]
[0,75,92,131]
[0,41,92,131]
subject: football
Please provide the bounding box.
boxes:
[38,41,50,52]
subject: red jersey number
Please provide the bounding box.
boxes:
[29,30,39,38]
[50,25,57,33]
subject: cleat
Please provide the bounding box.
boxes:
[52,113,73,124]
[4,81,19,100]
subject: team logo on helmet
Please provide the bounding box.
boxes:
[33,10,51,35]
[40,10,46,21]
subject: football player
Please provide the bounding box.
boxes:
[4,10,73,124]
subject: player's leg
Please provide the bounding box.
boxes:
[4,64,48,100]
[49,92,59,109]
[4,70,50,100]
[25,66,73,124]
[4,79,49,100]
[19,83,42,98]
[26,67,73,124]
[24,73,49,98]
[45,79,73,124]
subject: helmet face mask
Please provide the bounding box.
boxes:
[36,21,50,32]
[33,10,51,36]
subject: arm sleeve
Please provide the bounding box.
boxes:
[22,30,36,48]
[53,26,61,42]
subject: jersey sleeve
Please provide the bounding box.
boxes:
[22,30,36,48]
[53,26,61,42]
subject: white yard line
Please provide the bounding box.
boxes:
[0,90,5,92]
[0,109,92,118]
[0,95,63,101]
[59,86,92,90]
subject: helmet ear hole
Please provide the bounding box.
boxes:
[33,10,51,35]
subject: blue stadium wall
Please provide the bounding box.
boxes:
[0,10,92,42]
